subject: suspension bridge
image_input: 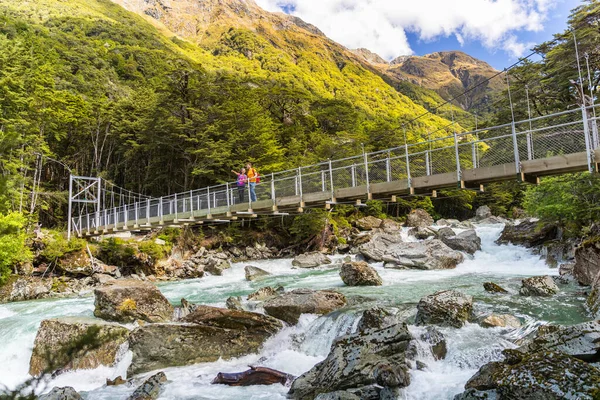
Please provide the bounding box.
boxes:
[67,103,599,239]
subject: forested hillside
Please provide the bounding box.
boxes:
[0,0,467,225]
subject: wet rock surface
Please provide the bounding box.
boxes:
[263,289,346,324]
[247,286,284,301]
[127,371,167,400]
[354,216,383,230]
[420,326,447,360]
[439,229,481,255]
[182,305,283,334]
[94,279,174,323]
[339,262,382,286]
[0,276,52,303]
[573,240,600,286]
[497,219,558,248]
[519,275,559,297]
[212,366,295,386]
[415,290,473,328]
[480,314,521,329]
[292,252,332,268]
[588,272,600,317]
[360,238,464,270]
[29,317,129,376]
[405,209,434,228]
[483,282,508,294]
[244,265,271,281]
[288,322,413,399]
[39,387,82,400]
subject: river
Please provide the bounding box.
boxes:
[0,224,589,399]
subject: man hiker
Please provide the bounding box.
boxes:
[246,162,259,202]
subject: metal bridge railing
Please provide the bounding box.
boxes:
[71,105,599,236]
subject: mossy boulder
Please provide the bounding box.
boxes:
[415,290,473,328]
[339,262,382,286]
[263,289,346,324]
[57,249,93,277]
[94,279,174,323]
[354,216,383,230]
[29,317,129,377]
[519,275,559,297]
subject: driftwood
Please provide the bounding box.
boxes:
[211,366,295,386]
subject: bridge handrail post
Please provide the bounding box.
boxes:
[454,131,461,182]
[189,190,193,213]
[582,105,594,173]
[351,164,356,187]
[146,199,150,224]
[526,132,533,160]
[134,202,138,226]
[321,170,326,192]
[207,187,212,215]
[271,173,276,206]
[386,151,391,182]
[363,149,370,194]
[425,151,431,176]
[298,168,303,202]
[159,197,163,224]
[124,204,128,227]
[328,159,334,200]
[511,122,521,173]
[404,144,411,188]
[174,193,178,221]
[226,183,231,210]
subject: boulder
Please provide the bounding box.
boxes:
[436,219,474,229]
[315,392,360,400]
[381,219,401,233]
[29,317,129,376]
[247,286,283,301]
[0,276,52,303]
[519,275,559,297]
[355,216,382,230]
[128,307,282,375]
[39,387,82,400]
[245,265,271,281]
[480,314,521,329]
[457,351,600,400]
[107,376,126,386]
[587,272,600,317]
[515,320,600,362]
[483,282,508,294]
[436,226,455,240]
[357,307,402,332]
[496,219,558,248]
[288,323,412,399]
[420,326,447,360]
[405,209,434,227]
[127,371,167,400]
[573,240,600,286]
[415,290,473,328]
[361,239,464,270]
[408,226,434,240]
[440,230,481,255]
[226,296,243,311]
[292,252,332,268]
[57,249,93,277]
[263,289,346,324]
[339,262,382,286]
[212,366,295,386]
[357,232,402,261]
[474,206,492,220]
[205,259,231,276]
[559,262,575,277]
[93,279,174,323]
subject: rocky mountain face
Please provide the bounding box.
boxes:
[354,49,503,112]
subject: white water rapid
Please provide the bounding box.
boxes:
[0,224,589,399]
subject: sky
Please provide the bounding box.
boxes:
[254,0,580,70]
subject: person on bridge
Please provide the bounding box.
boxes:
[246,162,259,202]
[231,168,247,203]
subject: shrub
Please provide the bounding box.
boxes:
[138,240,170,262]
[0,212,32,284]
[97,237,136,267]
[40,231,87,262]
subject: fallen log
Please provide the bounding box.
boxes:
[212,366,295,386]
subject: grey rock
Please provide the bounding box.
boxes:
[480,314,521,329]
[573,241,600,286]
[559,262,575,277]
[288,323,412,399]
[339,262,382,286]
[226,296,243,311]
[263,289,346,324]
[245,265,271,281]
[357,307,401,332]
[247,286,284,301]
[588,272,600,317]
[39,387,82,400]
[0,277,52,303]
[127,371,167,400]
[408,226,434,240]
[415,290,473,328]
[440,229,481,255]
[292,252,332,268]
[315,391,360,400]
[483,282,508,294]
[519,275,559,297]
[475,206,492,220]
[355,216,383,230]
[420,326,447,360]
[496,219,558,248]
[405,209,434,227]
[205,259,231,276]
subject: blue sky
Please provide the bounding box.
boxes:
[256,0,580,70]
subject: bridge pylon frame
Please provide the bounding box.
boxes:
[68,175,101,240]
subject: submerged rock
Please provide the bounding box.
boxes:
[496,219,558,248]
[94,279,174,323]
[127,371,167,400]
[483,282,508,294]
[457,351,600,400]
[415,290,473,328]
[339,262,382,286]
[480,314,521,329]
[212,366,295,386]
[263,289,346,324]
[29,317,129,377]
[128,307,282,375]
[405,209,434,227]
[38,387,82,400]
[519,275,559,297]
[573,240,600,286]
[292,252,332,268]
[245,265,271,281]
[440,230,481,255]
[288,323,412,399]
[247,286,284,301]
[361,239,464,270]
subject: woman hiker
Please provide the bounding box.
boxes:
[231,168,247,203]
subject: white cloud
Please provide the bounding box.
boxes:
[255,0,558,60]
